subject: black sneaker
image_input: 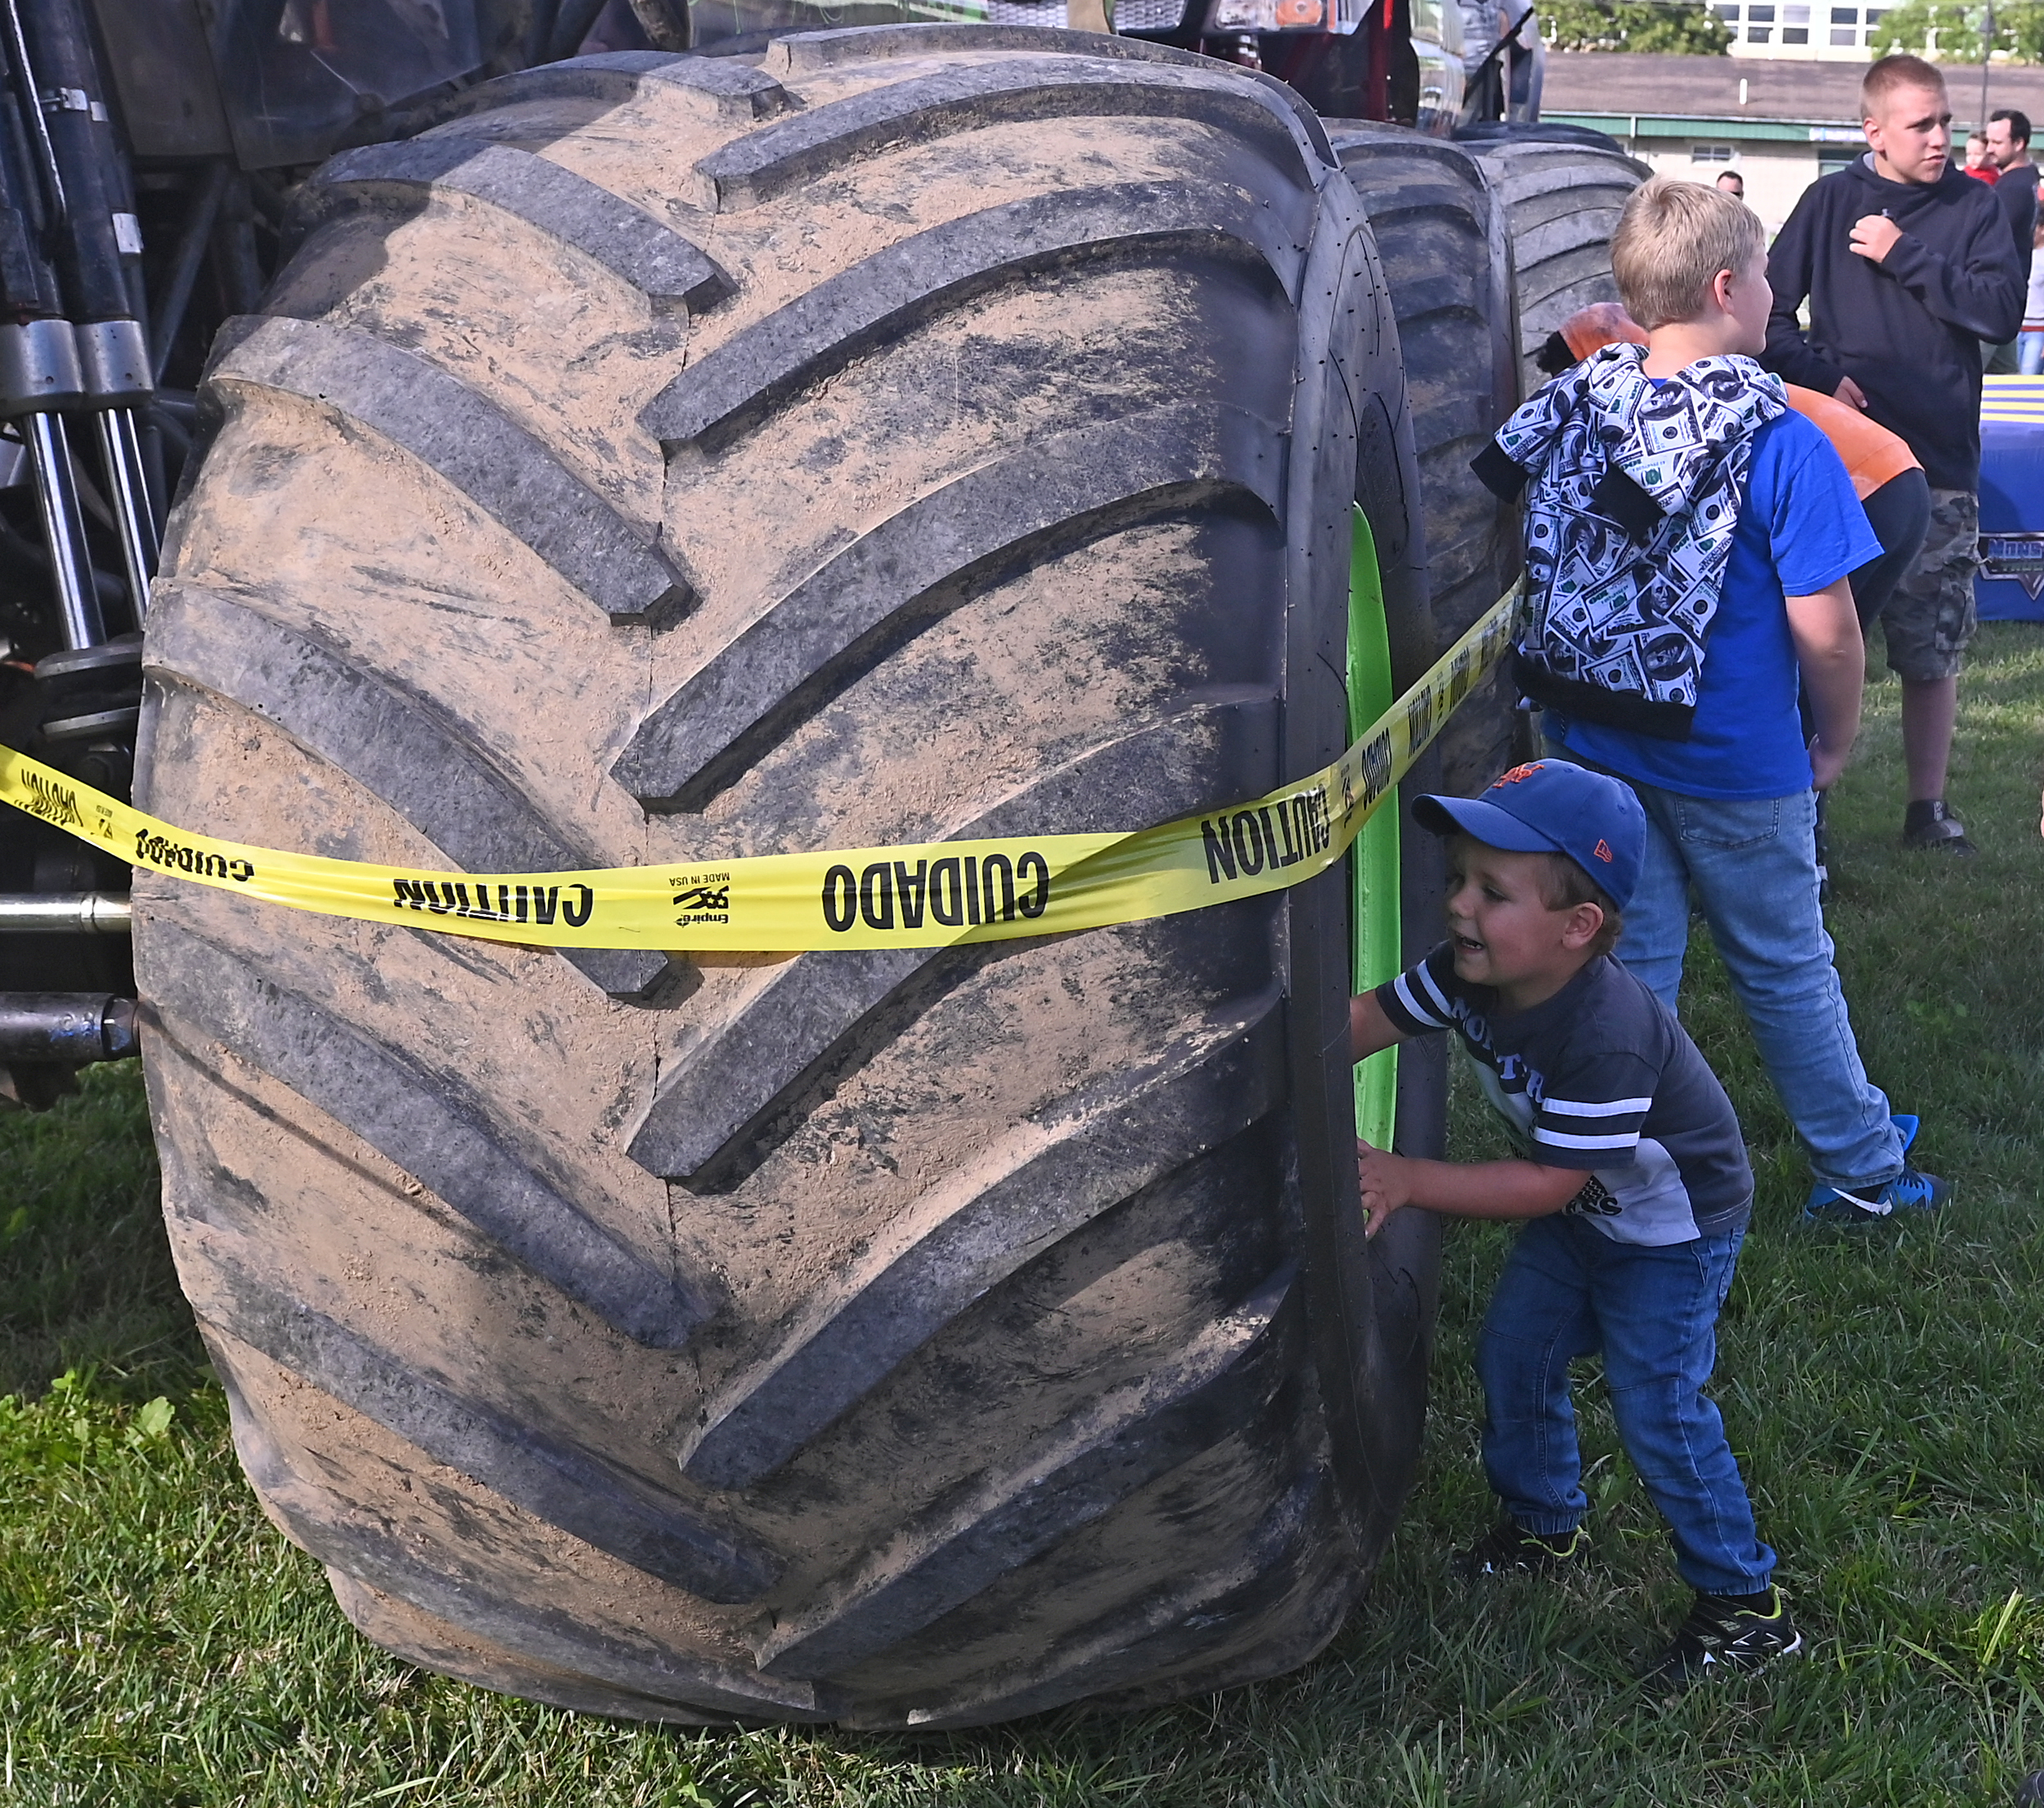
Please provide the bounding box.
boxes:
[1453,1521,1588,1578]
[1643,1586,1803,1685]
[1902,798,1977,855]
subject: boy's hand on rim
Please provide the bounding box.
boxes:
[1356,1135,1597,1232]
[1356,1137,1409,1240]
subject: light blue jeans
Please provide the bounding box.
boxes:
[1550,742,1905,1191]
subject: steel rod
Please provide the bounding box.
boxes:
[0,0,62,228]
[0,891,130,932]
[22,408,101,646]
[0,991,136,1061]
[149,159,228,384]
[92,405,155,619]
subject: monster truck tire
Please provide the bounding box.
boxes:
[135,26,1449,1729]
[1330,124,1517,796]
[1467,125,1649,402]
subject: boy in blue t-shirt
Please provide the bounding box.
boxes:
[1475,176,1947,1225]
[1352,760,1797,1683]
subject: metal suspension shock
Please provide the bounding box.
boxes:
[77,321,156,619]
[21,407,99,645]
[8,0,161,630]
[1,313,100,647]
[91,404,154,617]
[0,0,102,645]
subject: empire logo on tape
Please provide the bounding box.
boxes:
[0,583,1521,954]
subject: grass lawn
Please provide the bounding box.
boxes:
[4,622,2042,1807]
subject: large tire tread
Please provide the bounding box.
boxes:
[1470,130,1649,399]
[139,28,1444,1727]
[1330,124,1517,793]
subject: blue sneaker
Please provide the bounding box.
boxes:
[1801,1115,1950,1225]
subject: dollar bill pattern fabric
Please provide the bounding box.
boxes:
[1500,345,1788,713]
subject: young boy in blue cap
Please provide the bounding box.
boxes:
[1351,757,1798,1684]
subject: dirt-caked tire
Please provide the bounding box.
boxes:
[1329,124,1518,795]
[1466,127,1649,402]
[135,26,1448,1728]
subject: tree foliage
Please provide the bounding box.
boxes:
[1536,0,1732,52]
[1868,0,2044,64]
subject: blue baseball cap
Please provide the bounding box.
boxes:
[1411,760,1646,908]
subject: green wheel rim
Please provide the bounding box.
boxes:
[1348,505,1400,1151]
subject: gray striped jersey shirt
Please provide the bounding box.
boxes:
[1378,944,1754,1245]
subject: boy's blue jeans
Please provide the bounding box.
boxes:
[1478,1214,1775,1596]
[1548,745,1905,1192]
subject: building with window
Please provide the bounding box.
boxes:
[1714,2,1891,60]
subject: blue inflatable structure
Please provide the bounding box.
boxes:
[1979,377,2044,623]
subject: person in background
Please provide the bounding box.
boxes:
[1537,303,1929,644]
[1965,132,2000,183]
[1483,177,1948,1227]
[1763,55,2024,855]
[2023,217,2044,376]
[1535,299,1931,898]
[1985,110,2040,374]
[1716,168,1747,201]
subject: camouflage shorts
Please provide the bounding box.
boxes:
[1880,487,1979,684]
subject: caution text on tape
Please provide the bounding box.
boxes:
[0,584,1520,953]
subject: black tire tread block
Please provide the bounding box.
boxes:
[690,56,1333,213]
[329,1577,743,1726]
[456,50,793,124]
[618,403,1284,810]
[896,1464,1342,1729]
[209,1333,833,1721]
[679,990,1284,1490]
[1471,136,1647,397]
[1332,127,1517,792]
[146,917,709,1349]
[755,1263,1301,1677]
[1453,120,1628,153]
[631,694,1276,1187]
[762,24,1210,72]
[186,1254,776,1600]
[303,139,732,312]
[1330,130,1511,600]
[1076,1539,1352,1712]
[209,316,693,625]
[642,184,1310,451]
[144,1016,722,1534]
[146,582,670,1003]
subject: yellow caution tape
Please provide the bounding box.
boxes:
[0,584,1520,953]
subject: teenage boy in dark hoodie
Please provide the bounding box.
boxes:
[1763,55,2024,855]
